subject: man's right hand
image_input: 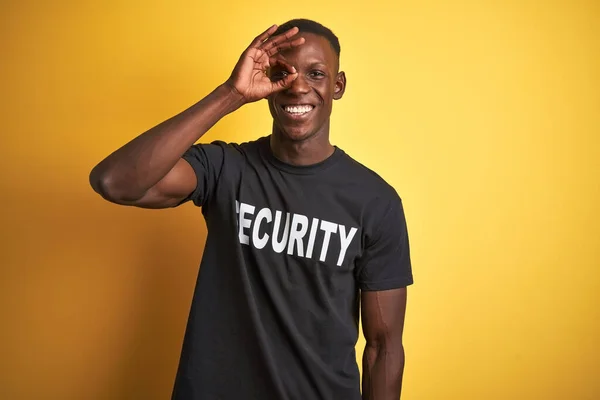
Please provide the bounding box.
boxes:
[225,25,305,104]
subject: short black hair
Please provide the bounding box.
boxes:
[274,18,341,57]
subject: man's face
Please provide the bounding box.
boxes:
[267,32,346,142]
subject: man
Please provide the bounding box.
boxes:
[90,19,413,400]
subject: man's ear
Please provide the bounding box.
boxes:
[333,71,346,100]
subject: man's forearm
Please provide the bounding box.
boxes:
[362,343,405,400]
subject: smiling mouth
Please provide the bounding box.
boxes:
[281,104,315,116]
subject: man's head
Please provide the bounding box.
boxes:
[267,19,346,142]
[273,19,341,64]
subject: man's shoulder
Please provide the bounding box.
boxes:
[190,136,266,166]
[337,150,400,201]
[203,136,265,152]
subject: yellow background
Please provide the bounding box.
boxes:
[1,0,599,399]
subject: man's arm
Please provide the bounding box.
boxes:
[88,24,304,208]
[89,84,244,208]
[361,287,408,400]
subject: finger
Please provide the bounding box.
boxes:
[265,36,305,57]
[260,26,300,52]
[271,72,298,92]
[250,24,278,47]
[269,60,298,91]
[270,58,296,74]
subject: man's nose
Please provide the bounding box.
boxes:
[286,73,310,95]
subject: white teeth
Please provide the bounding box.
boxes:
[284,105,314,114]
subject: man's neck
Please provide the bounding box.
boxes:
[270,124,335,166]
[269,130,335,166]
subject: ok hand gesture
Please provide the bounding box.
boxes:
[225,25,305,103]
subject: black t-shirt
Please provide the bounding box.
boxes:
[172,136,413,400]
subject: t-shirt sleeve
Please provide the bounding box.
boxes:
[355,193,414,291]
[178,141,227,207]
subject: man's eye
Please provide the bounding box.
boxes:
[309,71,325,78]
[271,71,288,80]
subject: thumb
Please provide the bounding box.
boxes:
[269,58,298,92]
[271,71,298,92]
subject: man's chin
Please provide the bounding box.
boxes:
[288,132,316,142]
[275,125,314,142]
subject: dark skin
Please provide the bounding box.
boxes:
[89,24,408,399]
[265,32,344,165]
[362,288,408,399]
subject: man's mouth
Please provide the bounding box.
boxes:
[281,104,315,116]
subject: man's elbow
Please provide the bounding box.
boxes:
[365,338,406,370]
[363,340,405,398]
[89,168,143,204]
[367,339,405,352]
